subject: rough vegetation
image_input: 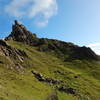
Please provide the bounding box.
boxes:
[0,20,100,100]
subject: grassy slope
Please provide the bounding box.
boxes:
[0,40,99,100]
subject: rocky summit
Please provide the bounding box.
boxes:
[5,20,39,46]
[5,20,99,61]
[0,21,100,100]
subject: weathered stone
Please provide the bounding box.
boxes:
[5,20,39,46]
[0,40,9,47]
[15,20,21,25]
[31,71,62,84]
[45,78,62,84]
[31,71,45,81]
[57,86,76,95]
[0,40,27,62]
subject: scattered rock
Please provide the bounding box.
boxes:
[57,86,76,95]
[45,78,62,84]
[31,71,62,84]
[31,71,45,81]
[31,71,77,96]
[0,39,28,71]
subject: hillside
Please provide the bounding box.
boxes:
[0,20,100,100]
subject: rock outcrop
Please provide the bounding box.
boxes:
[0,40,27,61]
[31,71,62,84]
[57,86,76,95]
[5,20,39,46]
[32,70,77,96]
[65,46,99,60]
[5,20,99,60]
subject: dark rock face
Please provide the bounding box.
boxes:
[5,20,39,46]
[38,39,99,60]
[0,40,9,47]
[69,46,99,60]
[0,40,27,61]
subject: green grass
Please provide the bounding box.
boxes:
[0,40,99,100]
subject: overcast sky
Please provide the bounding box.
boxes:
[0,0,100,55]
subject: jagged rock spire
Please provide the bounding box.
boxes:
[5,20,39,46]
[14,20,21,25]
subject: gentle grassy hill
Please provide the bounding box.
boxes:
[0,40,99,100]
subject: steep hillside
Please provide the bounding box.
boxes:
[0,20,100,100]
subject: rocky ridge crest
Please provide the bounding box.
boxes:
[5,20,99,60]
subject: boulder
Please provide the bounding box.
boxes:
[31,71,62,84]
[31,71,45,81]
[57,86,76,95]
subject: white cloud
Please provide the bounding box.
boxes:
[86,43,100,55]
[93,49,100,55]
[5,0,58,27]
[86,43,100,47]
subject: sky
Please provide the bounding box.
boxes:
[0,0,100,54]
